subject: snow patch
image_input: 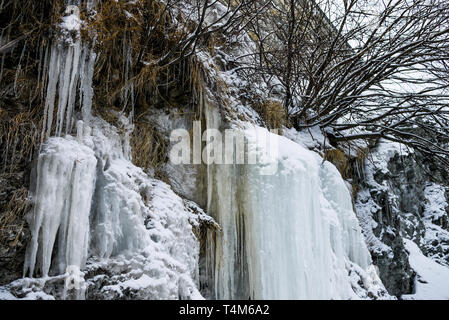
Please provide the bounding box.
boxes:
[402,239,449,300]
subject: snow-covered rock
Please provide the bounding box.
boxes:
[355,138,449,298]
[402,239,449,300]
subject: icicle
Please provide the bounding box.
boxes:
[40,46,49,99]
[55,45,73,136]
[64,42,81,134]
[40,43,94,140]
[40,3,96,140]
[41,45,60,142]
[80,48,96,125]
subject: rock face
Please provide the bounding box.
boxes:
[0,172,30,286]
[354,140,449,297]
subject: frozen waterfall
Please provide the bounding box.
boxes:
[16,1,386,299]
[204,124,382,299]
[22,117,201,299]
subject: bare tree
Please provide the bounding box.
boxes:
[243,0,449,163]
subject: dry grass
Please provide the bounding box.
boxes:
[0,187,30,247]
[88,0,188,114]
[0,0,64,249]
[0,0,65,102]
[0,107,40,246]
[0,107,41,174]
[254,99,287,130]
[131,119,167,171]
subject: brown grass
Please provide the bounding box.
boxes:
[88,0,188,115]
[324,148,350,179]
[130,119,167,171]
[254,99,287,130]
[0,107,41,174]
[0,187,30,247]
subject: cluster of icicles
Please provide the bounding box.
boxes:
[24,0,151,284]
[22,2,200,301]
[24,2,97,278]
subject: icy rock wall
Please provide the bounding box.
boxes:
[355,139,449,296]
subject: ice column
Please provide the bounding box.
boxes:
[41,5,96,141]
[24,138,97,277]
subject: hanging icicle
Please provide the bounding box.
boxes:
[41,4,96,142]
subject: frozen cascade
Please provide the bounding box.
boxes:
[10,1,385,299]
[21,117,202,299]
[24,3,100,278]
[88,118,150,259]
[24,137,97,277]
[243,129,372,299]
[204,102,384,299]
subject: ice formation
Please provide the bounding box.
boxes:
[41,2,96,141]
[21,116,202,299]
[24,137,97,277]
[19,3,201,300]
[10,1,388,300]
[204,111,383,299]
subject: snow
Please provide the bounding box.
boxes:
[283,126,326,150]
[367,139,412,177]
[61,14,81,32]
[420,183,449,267]
[108,274,156,291]
[355,189,393,256]
[402,239,449,300]
[0,288,17,300]
[423,184,448,222]
[82,175,203,300]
